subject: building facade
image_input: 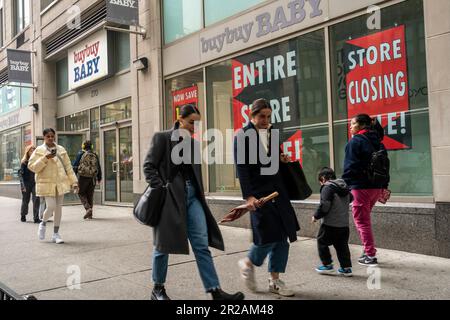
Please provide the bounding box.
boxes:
[0,0,448,257]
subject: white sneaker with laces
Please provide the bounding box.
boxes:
[238,259,257,292]
[52,233,64,244]
[38,222,46,240]
[269,279,295,297]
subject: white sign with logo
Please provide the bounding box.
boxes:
[68,30,109,90]
[0,108,32,131]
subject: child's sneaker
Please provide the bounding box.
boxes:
[315,264,334,274]
[268,279,295,297]
[358,256,378,267]
[337,267,353,277]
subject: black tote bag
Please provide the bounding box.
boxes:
[133,184,167,227]
[280,161,312,201]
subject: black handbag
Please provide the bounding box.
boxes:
[280,161,312,201]
[133,183,167,227]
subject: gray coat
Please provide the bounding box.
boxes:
[143,128,225,255]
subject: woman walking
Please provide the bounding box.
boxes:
[143,104,244,301]
[19,145,40,223]
[28,128,79,244]
[234,98,300,297]
[342,114,389,266]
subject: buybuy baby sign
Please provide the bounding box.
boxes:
[68,30,109,90]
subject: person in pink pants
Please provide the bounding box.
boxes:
[342,114,390,267]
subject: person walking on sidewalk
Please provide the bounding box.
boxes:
[72,140,102,220]
[18,145,41,223]
[313,167,353,277]
[143,104,244,301]
[234,98,300,297]
[342,114,390,266]
[28,128,79,244]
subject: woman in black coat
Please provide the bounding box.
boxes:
[143,104,244,301]
[19,145,40,223]
[234,98,300,297]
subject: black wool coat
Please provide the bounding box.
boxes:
[143,127,225,254]
[234,122,300,245]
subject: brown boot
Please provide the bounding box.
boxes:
[83,208,93,220]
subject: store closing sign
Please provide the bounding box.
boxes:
[172,86,199,121]
[68,30,110,90]
[7,49,32,84]
[345,26,411,150]
[232,43,304,162]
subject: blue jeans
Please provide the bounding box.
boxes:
[248,240,290,273]
[152,180,220,292]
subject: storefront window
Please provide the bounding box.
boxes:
[0,127,22,181]
[57,117,64,131]
[330,0,432,196]
[100,98,132,125]
[205,30,328,193]
[115,32,130,72]
[65,110,89,131]
[1,86,21,115]
[56,58,69,96]
[204,0,266,26]
[163,0,202,43]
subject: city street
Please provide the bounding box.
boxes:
[1,196,449,300]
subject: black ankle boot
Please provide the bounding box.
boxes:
[209,288,245,301]
[151,284,171,300]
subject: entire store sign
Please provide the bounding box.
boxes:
[231,43,304,163]
[345,25,411,150]
[172,86,199,121]
[7,49,32,84]
[68,30,110,90]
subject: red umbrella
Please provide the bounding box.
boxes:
[219,192,279,223]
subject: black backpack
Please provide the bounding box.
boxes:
[360,134,390,186]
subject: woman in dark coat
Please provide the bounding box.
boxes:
[19,145,40,223]
[234,98,300,297]
[143,104,244,301]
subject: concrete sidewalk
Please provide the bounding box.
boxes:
[1,196,449,300]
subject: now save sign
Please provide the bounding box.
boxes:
[68,30,109,90]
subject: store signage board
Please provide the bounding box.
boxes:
[68,30,110,91]
[106,0,139,26]
[344,25,411,150]
[7,49,32,84]
[200,0,326,62]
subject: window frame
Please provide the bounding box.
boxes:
[13,0,30,36]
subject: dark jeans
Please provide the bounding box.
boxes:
[317,224,352,268]
[78,176,95,211]
[21,184,40,220]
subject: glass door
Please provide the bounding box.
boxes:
[102,125,133,204]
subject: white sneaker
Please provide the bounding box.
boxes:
[51,233,64,244]
[38,222,46,240]
[238,258,257,292]
[269,279,295,297]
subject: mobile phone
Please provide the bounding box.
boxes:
[51,149,57,155]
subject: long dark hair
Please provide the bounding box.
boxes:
[179,104,200,118]
[43,128,56,136]
[353,114,384,139]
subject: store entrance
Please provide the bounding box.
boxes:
[102,124,133,204]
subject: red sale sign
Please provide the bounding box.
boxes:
[282,130,303,164]
[345,25,411,150]
[172,86,198,121]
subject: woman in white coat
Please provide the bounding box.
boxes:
[28,128,78,244]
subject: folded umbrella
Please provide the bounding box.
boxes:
[219,192,279,223]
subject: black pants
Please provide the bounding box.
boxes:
[78,176,95,211]
[21,184,40,220]
[317,224,352,268]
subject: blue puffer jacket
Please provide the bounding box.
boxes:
[342,130,388,190]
